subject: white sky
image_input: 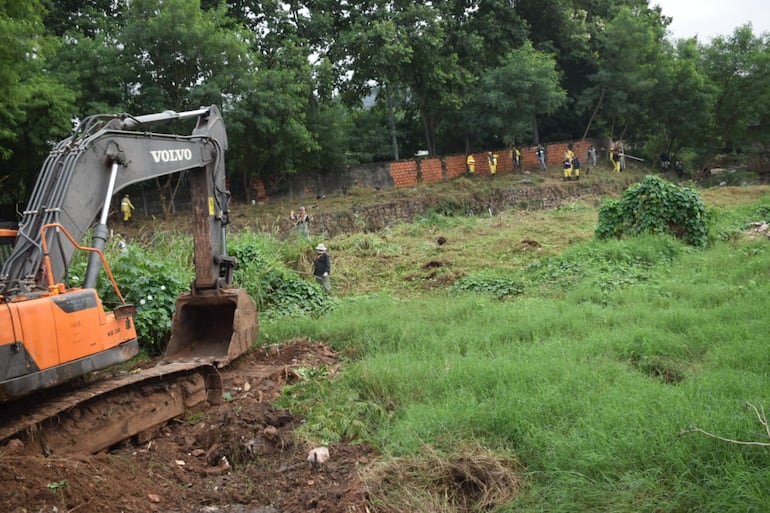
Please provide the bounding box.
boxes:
[652,0,770,41]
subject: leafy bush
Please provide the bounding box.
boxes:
[596,175,709,246]
[277,374,386,444]
[66,229,337,352]
[80,244,190,354]
[229,233,335,318]
[452,272,525,299]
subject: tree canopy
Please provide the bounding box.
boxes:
[1,0,769,204]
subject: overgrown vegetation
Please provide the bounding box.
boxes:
[79,179,770,511]
[78,230,334,354]
[264,184,770,513]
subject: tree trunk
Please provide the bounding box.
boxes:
[386,85,400,161]
[581,88,605,141]
[421,111,433,156]
[154,177,171,220]
[168,172,187,215]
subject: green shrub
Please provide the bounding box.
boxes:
[229,233,335,318]
[452,271,525,299]
[596,175,709,246]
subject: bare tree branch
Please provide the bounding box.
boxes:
[678,402,770,447]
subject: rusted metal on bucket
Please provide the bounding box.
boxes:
[165,288,258,367]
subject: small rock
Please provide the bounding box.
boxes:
[191,449,206,457]
[307,446,330,468]
[263,425,279,440]
[243,381,252,392]
[204,457,231,476]
[148,494,161,503]
[174,460,186,466]
[3,438,24,455]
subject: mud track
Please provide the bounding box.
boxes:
[0,361,225,456]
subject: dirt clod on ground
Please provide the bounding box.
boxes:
[0,340,373,513]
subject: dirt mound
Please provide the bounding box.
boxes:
[0,340,373,513]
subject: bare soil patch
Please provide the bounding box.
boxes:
[0,340,374,513]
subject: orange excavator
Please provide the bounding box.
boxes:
[0,106,257,454]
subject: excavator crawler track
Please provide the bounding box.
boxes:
[0,361,223,456]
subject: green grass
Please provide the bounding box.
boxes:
[119,180,770,512]
[262,187,770,512]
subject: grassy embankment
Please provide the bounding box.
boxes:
[118,170,770,511]
[256,182,770,512]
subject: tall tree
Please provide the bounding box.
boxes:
[43,0,124,37]
[0,1,77,203]
[701,26,770,157]
[226,42,317,200]
[334,1,413,159]
[577,5,666,142]
[120,0,252,113]
[465,41,567,149]
[641,37,715,162]
[117,0,253,214]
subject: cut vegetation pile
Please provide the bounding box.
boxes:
[362,444,521,513]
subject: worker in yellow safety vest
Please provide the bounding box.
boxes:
[120,194,135,223]
[610,145,621,173]
[488,151,498,176]
[466,153,476,175]
[563,145,575,180]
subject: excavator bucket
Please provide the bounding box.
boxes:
[164,288,258,367]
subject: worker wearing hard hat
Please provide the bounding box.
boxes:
[466,153,476,175]
[120,194,135,223]
[313,243,331,294]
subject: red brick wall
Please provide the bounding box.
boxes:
[446,155,467,178]
[464,152,489,176]
[497,150,514,174]
[472,151,513,176]
[519,146,538,169]
[258,138,598,201]
[420,158,444,184]
[548,142,571,166]
[572,140,591,164]
[512,140,592,170]
[544,141,591,167]
[389,160,418,188]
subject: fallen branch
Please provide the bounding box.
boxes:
[678,401,770,447]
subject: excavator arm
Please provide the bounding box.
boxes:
[0,106,257,403]
[0,105,231,295]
